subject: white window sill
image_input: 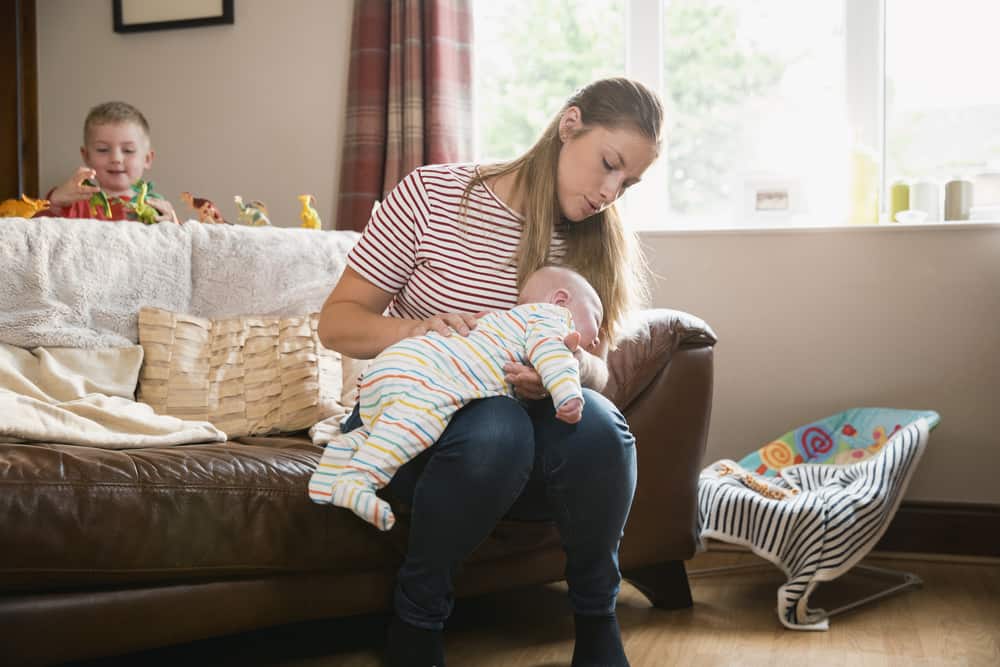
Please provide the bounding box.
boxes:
[635,220,1000,236]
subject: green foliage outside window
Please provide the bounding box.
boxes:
[475,0,782,214]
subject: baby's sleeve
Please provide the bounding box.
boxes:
[522,305,584,410]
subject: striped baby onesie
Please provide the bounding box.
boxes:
[307,302,583,530]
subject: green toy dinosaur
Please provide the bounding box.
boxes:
[82,178,113,218]
[127,179,163,225]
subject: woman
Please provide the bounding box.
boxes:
[319,77,663,667]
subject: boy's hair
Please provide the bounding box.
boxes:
[83,101,151,145]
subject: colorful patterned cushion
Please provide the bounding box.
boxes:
[738,407,940,477]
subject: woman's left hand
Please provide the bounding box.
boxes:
[504,332,581,401]
[504,362,547,400]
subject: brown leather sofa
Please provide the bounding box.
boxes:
[0,309,716,666]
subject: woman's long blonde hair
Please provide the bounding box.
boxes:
[464,77,663,346]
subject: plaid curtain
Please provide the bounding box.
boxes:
[336,0,473,232]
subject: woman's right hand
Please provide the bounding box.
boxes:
[404,312,480,339]
[48,167,100,208]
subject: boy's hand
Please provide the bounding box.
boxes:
[48,167,100,208]
[556,397,583,424]
[146,196,180,224]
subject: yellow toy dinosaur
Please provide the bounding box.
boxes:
[0,194,50,218]
[298,194,321,230]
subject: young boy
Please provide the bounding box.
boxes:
[307,265,604,531]
[43,101,178,223]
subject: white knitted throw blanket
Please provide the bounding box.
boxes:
[0,217,359,349]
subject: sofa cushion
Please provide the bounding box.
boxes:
[0,436,402,592]
[136,307,348,437]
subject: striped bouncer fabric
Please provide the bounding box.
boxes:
[697,408,940,630]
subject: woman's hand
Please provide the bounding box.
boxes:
[503,332,581,401]
[403,312,480,339]
[146,196,180,224]
[48,167,99,208]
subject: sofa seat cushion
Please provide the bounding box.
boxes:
[0,437,401,592]
[0,436,565,594]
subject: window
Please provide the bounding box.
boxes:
[474,0,625,162]
[473,0,1000,229]
[885,0,1000,221]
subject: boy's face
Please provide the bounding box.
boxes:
[81,122,153,196]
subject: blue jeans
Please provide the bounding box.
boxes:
[341,389,637,630]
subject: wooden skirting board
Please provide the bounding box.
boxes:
[700,501,1000,560]
[874,501,1000,558]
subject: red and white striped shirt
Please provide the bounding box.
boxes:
[348,164,566,320]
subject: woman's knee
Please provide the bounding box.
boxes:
[566,389,635,463]
[439,396,536,478]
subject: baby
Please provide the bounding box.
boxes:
[308,265,603,531]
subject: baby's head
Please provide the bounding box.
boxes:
[80,101,153,197]
[519,266,604,350]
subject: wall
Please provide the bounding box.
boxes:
[36,0,353,227]
[644,223,1000,504]
[35,3,1000,504]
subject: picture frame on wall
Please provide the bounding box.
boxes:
[113,0,234,33]
[742,175,804,222]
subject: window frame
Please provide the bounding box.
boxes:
[620,0,886,229]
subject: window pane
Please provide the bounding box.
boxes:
[886,0,1000,218]
[661,0,851,228]
[474,0,625,162]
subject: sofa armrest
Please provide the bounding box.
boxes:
[606,309,718,566]
[603,308,717,411]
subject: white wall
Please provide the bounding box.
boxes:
[36,0,353,228]
[36,2,1000,504]
[644,223,1000,504]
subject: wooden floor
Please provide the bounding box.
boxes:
[78,550,1000,667]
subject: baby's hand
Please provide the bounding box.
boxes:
[556,397,583,424]
[48,166,100,208]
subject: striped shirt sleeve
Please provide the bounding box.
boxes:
[522,304,584,410]
[347,169,428,294]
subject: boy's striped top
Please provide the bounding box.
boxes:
[347,164,567,320]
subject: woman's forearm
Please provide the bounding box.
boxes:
[317,301,413,359]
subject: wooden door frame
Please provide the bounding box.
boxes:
[3,0,38,198]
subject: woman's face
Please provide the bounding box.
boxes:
[556,107,658,222]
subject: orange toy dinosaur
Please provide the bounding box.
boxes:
[180,191,227,224]
[0,194,50,218]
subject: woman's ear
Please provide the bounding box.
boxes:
[559,106,582,142]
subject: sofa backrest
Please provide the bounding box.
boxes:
[0,217,359,349]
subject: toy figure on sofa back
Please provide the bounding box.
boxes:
[233,195,271,226]
[128,179,166,225]
[0,194,50,218]
[42,101,179,224]
[181,191,228,224]
[298,194,321,229]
